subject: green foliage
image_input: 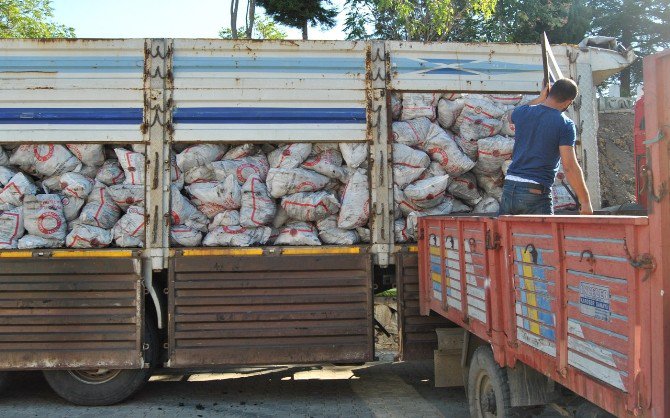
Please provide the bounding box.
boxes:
[256,0,337,38]
[220,15,287,39]
[0,0,74,38]
[446,0,588,44]
[344,0,496,41]
[590,0,670,96]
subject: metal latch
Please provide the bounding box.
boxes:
[623,238,655,281]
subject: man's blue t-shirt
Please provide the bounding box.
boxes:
[506,104,576,188]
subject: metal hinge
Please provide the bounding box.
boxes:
[485,229,500,250]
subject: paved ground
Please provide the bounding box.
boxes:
[0,352,573,417]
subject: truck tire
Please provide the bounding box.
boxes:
[467,346,514,418]
[0,372,9,393]
[43,319,158,406]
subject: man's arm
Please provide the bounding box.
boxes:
[527,84,550,106]
[559,145,593,215]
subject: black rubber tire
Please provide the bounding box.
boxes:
[0,372,10,394]
[43,319,158,406]
[467,346,514,418]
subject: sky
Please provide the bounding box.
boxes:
[51,0,348,40]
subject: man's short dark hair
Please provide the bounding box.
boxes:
[548,78,578,102]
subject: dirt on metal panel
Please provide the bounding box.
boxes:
[0,257,144,370]
[168,252,373,367]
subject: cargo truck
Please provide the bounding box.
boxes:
[417,50,669,418]
[0,38,632,405]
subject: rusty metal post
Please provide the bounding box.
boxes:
[367,41,393,267]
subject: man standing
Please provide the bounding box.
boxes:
[499,78,593,215]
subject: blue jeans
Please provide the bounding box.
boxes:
[498,180,553,215]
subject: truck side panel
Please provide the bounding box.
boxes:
[643,50,670,418]
[170,40,368,143]
[167,250,373,367]
[0,254,144,370]
[419,215,652,417]
[0,39,145,143]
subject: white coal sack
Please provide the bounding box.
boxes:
[339,143,368,169]
[0,172,37,210]
[113,206,145,247]
[239,174,276,227]
[210,154,270,184]
[337,169,369,229]
[202,225,272,247]
[60,173,95,199]
[268,144,312,169]
[66,224,113,248]
[274,221,321,246]
[423,124,475,176]
[266,168,330,198]
[0,208,24,249]
[170,225,203,247]
[114,148,145,185]
[186,176,241,218]
[95,159,126,186]
[176,144,227,173]
[23,194,67,240]
[281,191,340,222]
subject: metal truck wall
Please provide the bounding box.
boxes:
[167,249,373,367]
[170,40,368,143]
[643,49,670,418]
[396,250,453,361]
[0,254,144,370]
[0,39,145,143]
[417,216,504,355]
[499,216,652,417]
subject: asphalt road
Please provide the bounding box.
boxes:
[0,353,575,417]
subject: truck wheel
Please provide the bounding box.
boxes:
[0,372,9,393]
[467,346,513,418]
[43,320,158,406]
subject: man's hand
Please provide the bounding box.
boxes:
[528,84,550,105]
[579,203,593,215]
[539,83,550,101]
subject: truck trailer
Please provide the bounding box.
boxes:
[0,38,632,406]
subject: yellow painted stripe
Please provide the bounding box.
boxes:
[407,246,418,253]
[431,272,442,284]
[521,250,540,324]
[282,247,361,255]
[181,248,264,257]
[51,250,133,258]
[0,251,33,258]
[429,247,441,256]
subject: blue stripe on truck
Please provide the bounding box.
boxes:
[173,107,366,124]
[0,108,143,124]
[173,56,366,74]
[0,57,143,73]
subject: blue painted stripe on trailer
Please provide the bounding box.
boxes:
[0,57,143,73]
[173,56,366,74]
[394,57,542,75]
[0,108,143,124]
[173,107,366,124]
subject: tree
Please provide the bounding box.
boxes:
[344,0,497,41]
[1,0,74,38]
[256,0,338,40]
[446,0,588,44]
[590,0,670,96]
[230,0,240,39]
[219,15,287,40]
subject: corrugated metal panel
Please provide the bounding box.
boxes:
[387,41,572,92]
[0,39,145,143]
[396,251,452,361]
[0,257,143,370]
[171,40,368,143]
[168,252,373,367]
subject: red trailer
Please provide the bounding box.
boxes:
[417,50,670,418]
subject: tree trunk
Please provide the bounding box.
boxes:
[245,0,256,39]
[230,0,239,39]
[302,20,309,40]
[620,26,632,97]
